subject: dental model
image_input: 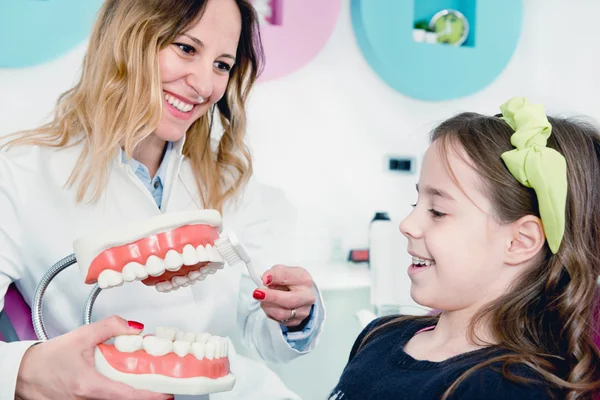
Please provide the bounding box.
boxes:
[74,210,227,293]
[95,326,235,395]
[69,209,262,395]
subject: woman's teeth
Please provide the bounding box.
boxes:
[412,256,435,267]
[164,92,195,113]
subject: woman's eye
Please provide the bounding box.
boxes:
[175,43,196,55]
[428,208,446,219]
[214,61,232,72]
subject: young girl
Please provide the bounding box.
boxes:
[330,97,600,399]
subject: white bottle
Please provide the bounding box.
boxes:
[369,212,397,316]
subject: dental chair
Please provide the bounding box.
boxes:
[0,283,36,342]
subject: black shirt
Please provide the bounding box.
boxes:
[329,316,555,399]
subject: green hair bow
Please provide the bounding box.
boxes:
[499,97,567,254]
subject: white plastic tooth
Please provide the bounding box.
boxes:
[172,275,190,287]
[191,341,205,360]
[183,332,196,343]
[214,338,222,359]
[164,250,183,271]
[155,326,179,341]
[222,338,229,358]
[188,270,203,281]
[98,270,123,289]
[205,263,218,275]
[114,335,144,353]
[206,244,224,263]
[143,336,173,356]
[175,331,184,341]
[173,340,191,357]
[145,255,166,277]
[195,332,210,344]
[196,245,208,262]
[122,262,139,282]
[205,339,216,360]
[155,280,173,293]
[182,244,198,265]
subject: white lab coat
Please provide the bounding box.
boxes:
[0,137,325,399]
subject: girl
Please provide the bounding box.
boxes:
[330,97,600,399]
[0,0,324,399]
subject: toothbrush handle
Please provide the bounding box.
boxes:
[246,261,264,287]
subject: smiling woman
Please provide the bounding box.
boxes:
[0,0,325,399]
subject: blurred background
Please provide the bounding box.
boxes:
[2,0,600,398]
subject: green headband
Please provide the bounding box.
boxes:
[499,97,567,254]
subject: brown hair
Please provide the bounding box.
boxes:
[360,112,600,399]
[2,0,264,211]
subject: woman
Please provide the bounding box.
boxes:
[0,0,324,399]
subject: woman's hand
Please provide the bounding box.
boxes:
[15,316,174,400]
[252,265,316,329]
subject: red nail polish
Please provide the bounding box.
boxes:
[253,289,266,300]
[265,275,272,285]
[128,320,144,330]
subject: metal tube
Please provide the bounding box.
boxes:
[83,285,102,325]
[31,254,77,341]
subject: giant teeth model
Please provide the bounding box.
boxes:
[72,210,242,395]
[95,326,235,395]
[74,210,226,292]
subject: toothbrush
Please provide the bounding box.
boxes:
[214,231,264,287]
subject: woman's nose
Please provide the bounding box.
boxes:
[186,63,213,101]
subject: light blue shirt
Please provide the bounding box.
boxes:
[123,143,318,351]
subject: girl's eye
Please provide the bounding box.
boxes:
[175,43,196,55]
[410,203,417,208]
[428,208,446,219]
[214,61,232,72]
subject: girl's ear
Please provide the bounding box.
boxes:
[504,215,546,265]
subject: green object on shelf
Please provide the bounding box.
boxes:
[414,19,432,31]
[430,9,469,46]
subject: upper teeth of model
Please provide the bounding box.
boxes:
[96,243,225,291]
[164,92,195,112]
[412,256,434,266]
[114,327,228,359]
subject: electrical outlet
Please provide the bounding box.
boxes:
[386,155,416,174]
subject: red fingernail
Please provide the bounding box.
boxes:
[265,275,272,285]
[253,289,266,300]
[128,320,144,330]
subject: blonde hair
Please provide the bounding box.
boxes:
[2,0,263,212]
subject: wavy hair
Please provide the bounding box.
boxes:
[2,0,264,211]
[360,113,600,399]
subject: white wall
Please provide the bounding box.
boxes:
[2,0,600,298]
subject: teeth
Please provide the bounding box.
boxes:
[155,326,179,341]
[114,335,143,352]
[188,269,204,281]
[143,336,173,356]
[164,250,183,271]
[206,244,224,262]
[172,275,190,287]
[182,244,199,265]
[191,341,205,360]
[98,269,124,289]
[196,332,210,344]
[412,256,434,266]
[146,255,166,277]
[155,280,173,293]
[164,92,194,113]
[122,261,147,282]
[205,338,216,360]
[173,340,191,357]
[196,245,208,261]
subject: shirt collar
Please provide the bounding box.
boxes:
[120,141,173,182]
